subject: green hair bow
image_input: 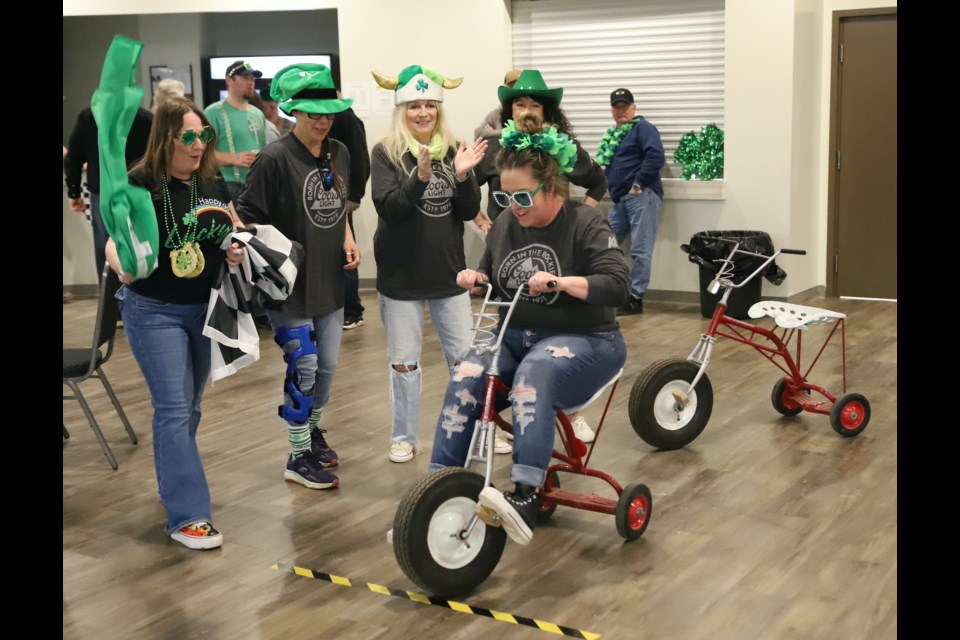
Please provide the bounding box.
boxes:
[500,120,577,174]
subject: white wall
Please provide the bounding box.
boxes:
[64,0,896,298]
[63,0,511,286]
[668,0,895,298]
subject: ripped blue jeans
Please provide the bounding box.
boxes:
[428,327,627,488]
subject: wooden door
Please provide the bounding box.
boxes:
[828,10,897,299]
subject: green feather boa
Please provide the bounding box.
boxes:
[595,118,638,167]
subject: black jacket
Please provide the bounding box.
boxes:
[64,106,153,198]
[328,107,370,204]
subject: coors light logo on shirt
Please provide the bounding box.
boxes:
[303,170,346,229]
[497,243,561,305]
[411,161,455,217]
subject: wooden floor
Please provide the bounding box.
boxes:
[63,291,897,640]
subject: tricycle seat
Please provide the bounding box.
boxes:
[747,301,845,330]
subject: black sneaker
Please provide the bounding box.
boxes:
[284,452,339,490]
[310,428,339,468]
[343,315,364,330]
[616,296,643,315]
[476,484,541,546]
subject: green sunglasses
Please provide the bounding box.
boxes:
[176,125,215,146]
[491,182,544,209]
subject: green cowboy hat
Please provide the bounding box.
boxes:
[497,69,563,105]
[271,63,353,115]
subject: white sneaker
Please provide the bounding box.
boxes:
[494,435,513,454]
[571,416,596,443]
[389,441,417,463]
[504,430,514,441]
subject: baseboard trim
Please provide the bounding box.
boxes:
[63,284,99,299]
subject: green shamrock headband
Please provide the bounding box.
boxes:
[500,120,577,174]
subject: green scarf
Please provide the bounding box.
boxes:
[91,35,158,280]
[408,131,445,161]
[595,118,639,167]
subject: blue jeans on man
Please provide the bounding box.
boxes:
[117,286,212,533]
[378,292,473,446]
[607,190,662,300]
[429,328,627,488]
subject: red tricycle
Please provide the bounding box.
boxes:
[628,239,871,450]
[392,283,652,597]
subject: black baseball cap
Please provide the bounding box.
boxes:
[226,60,263,79]
[610,88,634,106]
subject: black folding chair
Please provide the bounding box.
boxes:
[63,265,138,469]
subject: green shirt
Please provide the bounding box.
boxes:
[204,100,267,185]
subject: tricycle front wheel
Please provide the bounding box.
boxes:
[629,358,714,450]
[393,468,506,598]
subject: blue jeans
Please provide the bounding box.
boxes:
[266,308,344,425]
[607,190,662,299]
[117,287,213,533]
[379,292,473,445]
[90,192,108,279]
[429,328,627,488]
[343,211,364,318]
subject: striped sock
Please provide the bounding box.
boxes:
[288,423,311,459]
[308,408,323,433]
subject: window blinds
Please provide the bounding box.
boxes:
[511,0,725,179]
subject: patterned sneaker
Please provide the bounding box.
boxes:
[477,485,541,546]
[284,452,340,489]
[571,416,596,443]
[389,441,418,463]
[310,428,339,468]
[494,435,513,454]
[170,521,223,550]
[343,315,364,330]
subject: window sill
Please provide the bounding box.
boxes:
[663,178,726,201]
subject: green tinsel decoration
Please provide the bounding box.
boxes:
[674,123,725,180]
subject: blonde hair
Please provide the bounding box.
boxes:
[380,100,457,170]
[151,78,186,113]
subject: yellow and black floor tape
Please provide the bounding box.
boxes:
[272,563,600,639]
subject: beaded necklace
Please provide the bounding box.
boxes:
[162,173,205,278]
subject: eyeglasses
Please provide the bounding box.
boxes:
[176,126,215,146]
[491,182,545,209]
[306,113,336,121]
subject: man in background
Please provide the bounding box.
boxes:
[204,60,267,202]
[602,88,665,315]
[64,101,152,279]
[473,69,521,139]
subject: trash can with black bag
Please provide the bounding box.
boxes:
[681,230,787,319]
